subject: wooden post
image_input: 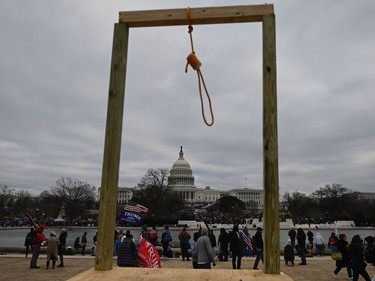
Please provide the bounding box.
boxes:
[95,23,129,271]
[262,14,280,274]
[95,5,280,275]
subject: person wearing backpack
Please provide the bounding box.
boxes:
[24,227,36,258]
[329,232,339,253]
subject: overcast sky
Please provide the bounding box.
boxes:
[1,0,374,196]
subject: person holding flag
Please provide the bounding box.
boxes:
[242,226,253,257]
[30,224,46,269]
[229,224,243,269]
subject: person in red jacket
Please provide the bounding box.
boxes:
[30,224,46,269]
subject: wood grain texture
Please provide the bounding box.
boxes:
[69,267,293,281]
[119,5,274,27]
[262,14,280,274]
[95,23,129,271]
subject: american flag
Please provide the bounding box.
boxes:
[242,227,253,251]
[124,201,149,213]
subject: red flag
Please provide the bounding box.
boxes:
[137,237,161,268]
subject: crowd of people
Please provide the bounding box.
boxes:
[25,226,91,269]
[287,227,375,281]
[23,223,375,281]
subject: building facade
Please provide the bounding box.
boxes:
[114,146,264,209]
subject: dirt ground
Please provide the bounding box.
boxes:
[0,254,374,281]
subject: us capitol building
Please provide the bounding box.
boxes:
[117,146,263,210]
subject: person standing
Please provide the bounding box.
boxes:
[161,226,172,257]
[117,231,138,267]
[81,232,87,255]
[229,224,243,269]
[349,234,371,281]
[288,227,297,249]
[30,224,46,269]
[57,228,67,267]
[328,232,339,253]
[140,225,150,241]
[24,227,35,258]
[191,228,202,268]
[192,226,216,269]
[252,227,264,270]
[296,228,307,265]
[315,232,325,256]
[178,227,191,261]
[46,231,59,269]
[307,229,314,250]
[218,228,229,261]
[208,229,217,257]
[149,226,158,246]
[332,233,352,279]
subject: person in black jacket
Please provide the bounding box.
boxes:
[288,227,297,249]
[332,233,352,279]
[218,228,229,261]
[252,227,264,269]
[117,231,138,267]
[229,224,243,269]
[24,227,35,258]
[296,228,307,265]
[81,232,87,255]
[208,229,217,257]
[57,228,67,267]
[349,234,371,281]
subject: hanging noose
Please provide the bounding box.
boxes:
[184,7,215,127]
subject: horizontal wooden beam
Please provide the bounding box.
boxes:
[119,5,274,27]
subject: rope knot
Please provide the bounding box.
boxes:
[184,6,214,127]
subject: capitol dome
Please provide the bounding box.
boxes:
[168,146,195,189]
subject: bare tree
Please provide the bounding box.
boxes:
[132,168,184,222]
[0,185,14,218]
[137,168,170,189]
[50,177,96,224]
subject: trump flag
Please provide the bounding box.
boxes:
[137,237,161,268]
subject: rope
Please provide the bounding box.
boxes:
[185,7,214,127]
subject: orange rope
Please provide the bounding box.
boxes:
[185,7,214,127]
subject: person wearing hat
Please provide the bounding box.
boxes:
[46,231,60,269]
[252,227,264,270]
[30,224,46,269]
[57,228,67,267]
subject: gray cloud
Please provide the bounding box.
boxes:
[1,0,374,196]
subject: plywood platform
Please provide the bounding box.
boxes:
[67,268,293,281]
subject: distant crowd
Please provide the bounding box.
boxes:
[21,221,375,281]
